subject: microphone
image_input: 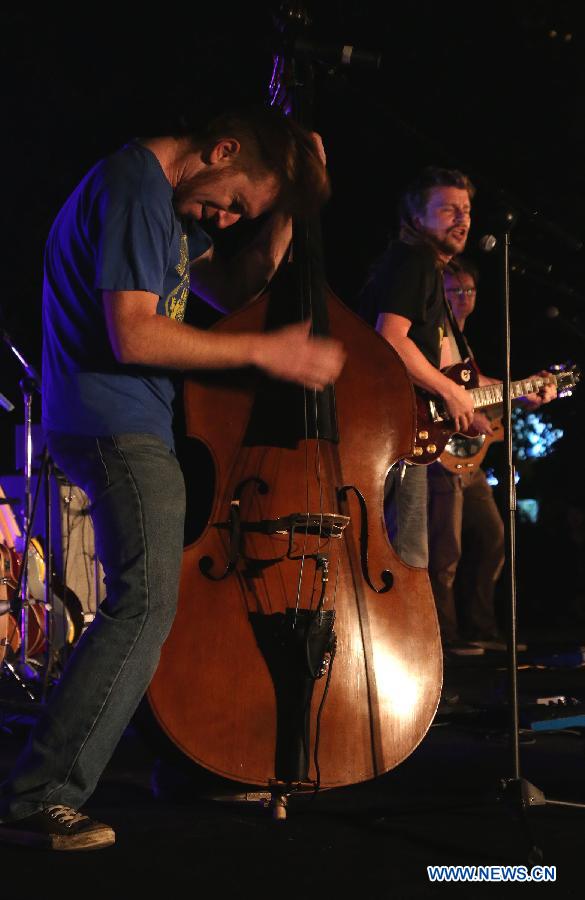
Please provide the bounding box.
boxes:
[0,391,14,413]
[511,249,553,277]
[545,306,585,343]
[479,234,497,253]
[478,192,582,252]
[528,210,583,252]
[478,236,553,277]
[292,38,382,70]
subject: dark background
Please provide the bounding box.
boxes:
[1,2,584,632]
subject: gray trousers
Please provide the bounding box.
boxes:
[427,464,504,642]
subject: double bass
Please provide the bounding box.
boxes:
[148,12,442,812]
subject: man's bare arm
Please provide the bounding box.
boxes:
[189,212,292,313]
[377,312,474,432]
[103,290,344,390]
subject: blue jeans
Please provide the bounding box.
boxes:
[0,433,186,821]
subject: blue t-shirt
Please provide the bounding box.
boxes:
[42,142,212,447]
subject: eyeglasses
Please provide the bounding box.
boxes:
[446,287,476,296]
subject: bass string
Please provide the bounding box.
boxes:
[293,220,314,619]
[293,220,341,621]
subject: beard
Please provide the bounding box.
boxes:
[172,167,227,217]
[432,230,468,258]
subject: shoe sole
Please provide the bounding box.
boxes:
[0,825,115,851]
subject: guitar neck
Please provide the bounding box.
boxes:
[469,374,555,410]
[408,363,578,466]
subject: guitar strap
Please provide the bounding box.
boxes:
[442,283,473,363]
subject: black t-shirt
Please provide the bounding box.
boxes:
[360,241,445,368]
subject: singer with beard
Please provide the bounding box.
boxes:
[359,166,475,572]
[0,107,345,852]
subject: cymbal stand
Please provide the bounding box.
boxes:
[1,453,47,703]
[1,327,54,689]
[19,375,37,673]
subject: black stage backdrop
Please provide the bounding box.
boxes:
[1,2,584,627]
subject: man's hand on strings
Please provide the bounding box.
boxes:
[441,379,475,433]
[471,411,494,436]
[253,320,346,390]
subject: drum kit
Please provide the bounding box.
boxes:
[1,486,87,686]
[1,327,94,696]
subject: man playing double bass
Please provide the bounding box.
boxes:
[0,107,344,851]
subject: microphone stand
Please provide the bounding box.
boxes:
[497,229,585,865]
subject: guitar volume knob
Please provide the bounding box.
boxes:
[413,446,424,456]
[426,444,437,454]
[418,430,429,440]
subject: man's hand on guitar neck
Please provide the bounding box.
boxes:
[522,370,557,410]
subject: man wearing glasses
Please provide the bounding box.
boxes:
[360,170,555,660]
[427,259,555,656]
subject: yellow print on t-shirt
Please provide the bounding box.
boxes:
[165,233,189,322]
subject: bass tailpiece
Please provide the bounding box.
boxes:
[249,607,336,785]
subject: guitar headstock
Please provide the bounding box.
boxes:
[549,362,581,397]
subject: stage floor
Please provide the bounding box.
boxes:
[1,647,584,897]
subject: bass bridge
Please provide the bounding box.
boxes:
[199,477,350,581]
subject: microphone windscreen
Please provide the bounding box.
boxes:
[479,234,497,253]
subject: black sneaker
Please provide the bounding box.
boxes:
[0,804,115,851]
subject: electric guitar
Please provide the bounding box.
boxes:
[406,362,580,466]
[438,414,504,474]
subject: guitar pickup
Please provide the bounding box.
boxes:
[428,399,446,423]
